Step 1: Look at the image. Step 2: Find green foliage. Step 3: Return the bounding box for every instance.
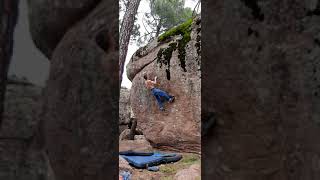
[160,165,177,174]
[151,0,192,30]
[158,18,193,42]
[179,154,200,165]
[138,0,193,46]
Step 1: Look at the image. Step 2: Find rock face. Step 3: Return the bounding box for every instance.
[203,0,320,179]
[119,137,153,153]
[27,0,101,58]
[0,77,50,180]
[0,0,19,125]
[174,164,201,180]
[119,156,133,173]
[41,1,119,180]
[119,87,131,134]
[126,16,201,153]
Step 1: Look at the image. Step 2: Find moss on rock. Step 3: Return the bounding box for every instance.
[158,18,193,72]
[156,43,177,80]
[158,18,193,42]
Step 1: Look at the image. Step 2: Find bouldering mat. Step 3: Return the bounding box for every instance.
[120,152,182,168]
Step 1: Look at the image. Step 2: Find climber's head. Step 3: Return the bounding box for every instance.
[143,73,148,80]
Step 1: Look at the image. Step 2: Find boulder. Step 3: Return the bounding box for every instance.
[119,129,131,141]
[126,16,201,153]
[0,78,49,179]
[42,1,119,180]
[119,156,133,173]
[119,87,131,134]
[27,0,101,58]
[119,139,153,153]
[174,164,201,180]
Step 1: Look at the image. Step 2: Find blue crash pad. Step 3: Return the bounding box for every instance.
[120,152,182,168]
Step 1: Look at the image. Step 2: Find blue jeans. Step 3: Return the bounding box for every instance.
[151,88,173,109]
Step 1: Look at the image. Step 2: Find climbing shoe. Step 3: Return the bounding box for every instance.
[160,107,165,111]
[169,96,175,103]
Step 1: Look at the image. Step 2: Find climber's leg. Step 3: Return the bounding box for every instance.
[152,88,164,110]
[154,95,164,111]
[158,89,174,102]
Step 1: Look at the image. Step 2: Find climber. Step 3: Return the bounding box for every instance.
[143,73,175,111]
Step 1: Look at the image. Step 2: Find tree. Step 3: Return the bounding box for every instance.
[119,0,141,86]
[137,0,192,46]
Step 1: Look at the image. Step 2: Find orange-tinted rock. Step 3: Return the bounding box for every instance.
[126,16,201,153]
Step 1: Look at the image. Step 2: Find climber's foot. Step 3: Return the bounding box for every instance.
[169,96,175,103]
[160,107,165,111]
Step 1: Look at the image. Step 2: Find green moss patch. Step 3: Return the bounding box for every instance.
[158,18,193,42]
[158,18,193,72]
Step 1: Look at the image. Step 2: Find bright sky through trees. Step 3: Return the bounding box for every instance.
[120,0,200,89]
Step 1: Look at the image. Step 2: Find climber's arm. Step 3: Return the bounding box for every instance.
[150,77,157,85]
[153,76,157,84]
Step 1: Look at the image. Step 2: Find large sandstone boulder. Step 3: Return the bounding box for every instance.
[119,138,153,153]
[0,77,49,179]
[119,87,131,134]
[126,16,201,153]
[42,1,118,180]
[27,0,101,58]
[203,0,320,179]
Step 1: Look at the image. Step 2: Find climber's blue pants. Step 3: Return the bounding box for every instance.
[151,88,173,109]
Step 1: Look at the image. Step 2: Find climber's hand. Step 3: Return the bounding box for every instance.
[154,76,158,84]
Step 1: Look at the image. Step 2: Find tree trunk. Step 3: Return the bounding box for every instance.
[119,0,141,86]
[0,0,19,126]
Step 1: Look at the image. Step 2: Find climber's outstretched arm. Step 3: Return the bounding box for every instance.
[153,76,157,84]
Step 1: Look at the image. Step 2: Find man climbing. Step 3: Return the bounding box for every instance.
[143,73,175,111]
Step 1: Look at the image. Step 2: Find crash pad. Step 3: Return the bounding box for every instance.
[120,152,182,168]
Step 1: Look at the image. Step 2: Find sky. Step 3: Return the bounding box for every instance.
[121,0,200,89]
[9,0,50,87]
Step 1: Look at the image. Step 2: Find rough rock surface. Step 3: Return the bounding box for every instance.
[0,77,50,180]
[0,0,19,125]
[42,1,119,180]
[119,87,131,134]
[174,164,201,180]
[119,156,133,173]
[27,0,101,58]
[126,16,201,153]
[119,138,153,153]
[119,129,131,140]
[203,0,320,179]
